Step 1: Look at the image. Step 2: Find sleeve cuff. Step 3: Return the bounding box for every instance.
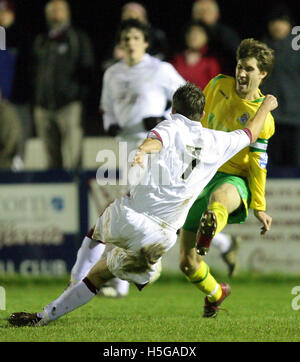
[243,128,253,143]
[147,130,163,145]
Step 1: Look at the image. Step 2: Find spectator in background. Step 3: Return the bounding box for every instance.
[0,0,31,167]
[101,19,184,153]
[261,8,300,167]
[121,2,168,60]
[0,0,30,106]
[0,0,16,102]
[0,90,22,169]
[32,0,95,169]
[102,2,169,71]
[170,21,221,89]
[0,0,16,101]
[191,0,240,75]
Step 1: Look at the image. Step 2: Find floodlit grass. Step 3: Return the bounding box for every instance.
[0,272,300,342]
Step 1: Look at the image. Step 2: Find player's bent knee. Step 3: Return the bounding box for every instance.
[123,243,165,274]
[87,258,114,289]
[210,184,241,212]
[106,243,166,286]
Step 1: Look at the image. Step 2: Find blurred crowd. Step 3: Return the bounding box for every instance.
[0,0,299,170]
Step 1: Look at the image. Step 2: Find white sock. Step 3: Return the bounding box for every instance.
[110,278,130,296]
[38,279,97,322]
[71,237,106,283]
[212,233,231,254]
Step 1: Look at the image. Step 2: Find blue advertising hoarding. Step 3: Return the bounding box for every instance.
[0,171,81,276]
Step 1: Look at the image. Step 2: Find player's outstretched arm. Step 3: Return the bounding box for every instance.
[245,95,278,143]
[247,95,277,235]
[132,138,163,167]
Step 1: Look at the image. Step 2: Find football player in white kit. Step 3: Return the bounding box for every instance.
[71,19,185,298]
[9,83,277,326]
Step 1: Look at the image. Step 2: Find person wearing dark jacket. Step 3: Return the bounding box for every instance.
[33,0,94,169]
[0,91,22,169]
[0,0,17,101]
[0,0,29,104]
[191,0,240,76]
[261,8,300,167]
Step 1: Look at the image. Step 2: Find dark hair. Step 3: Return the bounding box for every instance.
[117,18,150,42]
[184,20,210,38]
[0,0,15,12]
[172,82,205,122]
[236,38,275,79]
[178,20,210,53]
[267,4,293,24]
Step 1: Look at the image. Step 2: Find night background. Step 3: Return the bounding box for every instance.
[15,0,300,44]
[11,0,300,135]
[15,0,300,53]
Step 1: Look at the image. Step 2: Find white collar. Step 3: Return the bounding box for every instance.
[121,53,150,68]
[171,113,203,128]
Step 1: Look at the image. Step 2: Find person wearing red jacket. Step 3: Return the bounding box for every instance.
[170,21,221,90]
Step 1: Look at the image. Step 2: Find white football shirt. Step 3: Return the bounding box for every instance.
[126,113,251,230]
[100,54,185,142]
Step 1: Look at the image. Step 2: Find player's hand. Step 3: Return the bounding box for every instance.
[262,95,278,112]
[132,149,146,167]
[254,210,272,235]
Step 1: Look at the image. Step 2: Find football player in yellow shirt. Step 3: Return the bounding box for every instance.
[179,38,275,317]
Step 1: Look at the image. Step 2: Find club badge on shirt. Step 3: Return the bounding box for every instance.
[238,112,250,125]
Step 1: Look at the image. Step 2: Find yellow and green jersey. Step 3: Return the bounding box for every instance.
[202,74,275,211]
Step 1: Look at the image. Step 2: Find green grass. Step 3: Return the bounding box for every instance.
[1,273,300,342]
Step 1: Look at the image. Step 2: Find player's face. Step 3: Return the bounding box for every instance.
[120,28,149,66]
[235,57,267,97]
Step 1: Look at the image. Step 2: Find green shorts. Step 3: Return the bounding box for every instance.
[182,172,251,233]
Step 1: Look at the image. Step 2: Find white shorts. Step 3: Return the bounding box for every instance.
[92,197,177,285]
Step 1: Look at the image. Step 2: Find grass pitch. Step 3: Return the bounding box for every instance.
[0,272,300,342]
